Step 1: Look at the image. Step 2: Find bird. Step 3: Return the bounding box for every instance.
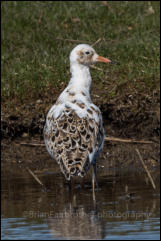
[44,44,113,193]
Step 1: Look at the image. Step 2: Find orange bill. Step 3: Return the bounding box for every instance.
[96,56,112,63]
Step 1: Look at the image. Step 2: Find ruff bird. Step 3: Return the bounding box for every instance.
[44,44,115,193]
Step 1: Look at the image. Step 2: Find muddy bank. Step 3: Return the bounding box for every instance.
[1,90,160,141]
[1,90,160,186]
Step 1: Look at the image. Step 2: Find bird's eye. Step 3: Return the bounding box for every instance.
[85,51,90,55]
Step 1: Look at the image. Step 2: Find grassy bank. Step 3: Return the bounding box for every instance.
[1,1,160,102]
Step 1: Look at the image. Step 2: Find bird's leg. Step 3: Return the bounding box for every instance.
[71,193,77,208]
[92,163,98,189]
[92,174,96,203]
[92,163,98,203]
[69,177,75,193]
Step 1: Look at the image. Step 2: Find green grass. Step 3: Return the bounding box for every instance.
[1,1,160,101]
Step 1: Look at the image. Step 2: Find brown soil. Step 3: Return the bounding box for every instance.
[1,86,160,186]
[2,86,160,141]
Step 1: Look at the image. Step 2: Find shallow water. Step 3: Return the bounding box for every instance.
[1,169,160,240]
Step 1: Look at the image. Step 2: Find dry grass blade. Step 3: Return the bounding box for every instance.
[20,137,154,147]
[105,137,154,144]
[90,65,104,71]
[26,167,44,187]
[91,38,102,47]
[20,142,45,146]
[136,148,156,190]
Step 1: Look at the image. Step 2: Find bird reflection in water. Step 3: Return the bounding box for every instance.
[48,192,104,240]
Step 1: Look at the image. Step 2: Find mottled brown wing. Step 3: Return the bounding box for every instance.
[44,108,104,180]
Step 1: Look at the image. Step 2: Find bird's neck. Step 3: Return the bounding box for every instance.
[68,63,92,93]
